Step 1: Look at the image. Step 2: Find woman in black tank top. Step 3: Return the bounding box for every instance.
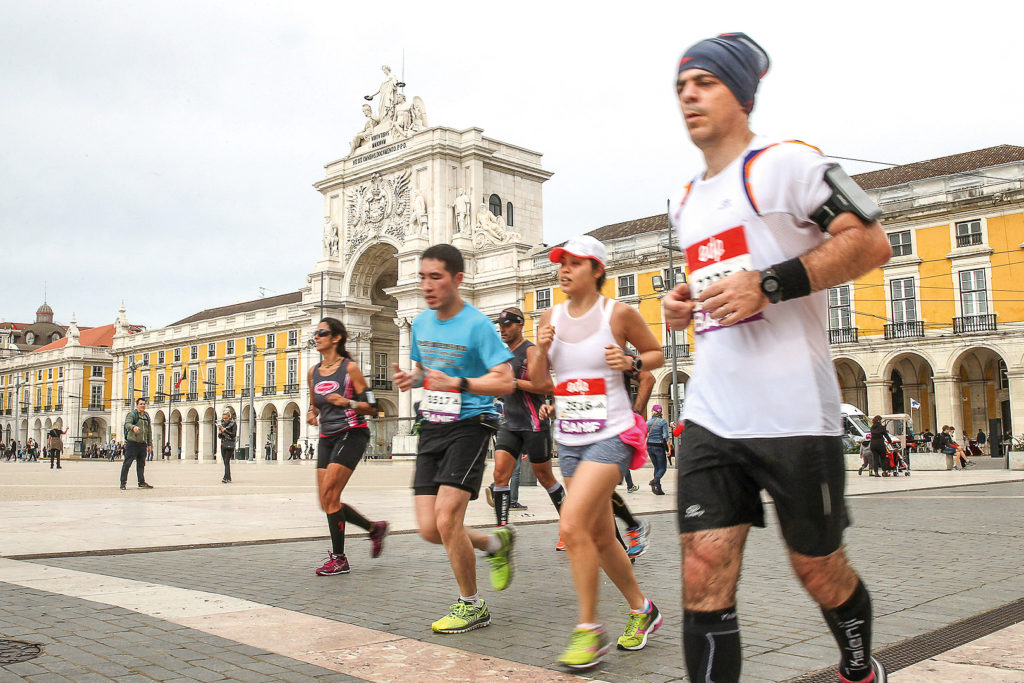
[307,317,389,576]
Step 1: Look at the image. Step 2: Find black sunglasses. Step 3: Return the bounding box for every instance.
[314,329,333,338]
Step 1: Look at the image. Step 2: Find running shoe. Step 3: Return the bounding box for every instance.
[431,600,491,633]
[138,483,154,489]
[368,521,388,558]
[487,526,515,590]
[315,552,350,576]
[627,485,640,493]
[558,625,609,669]
[555,537,566,551]
[625,520,650,559]
[839,656,887,683]
[509,502,528,510]
[617,601,663,650]
[485,484,495,508]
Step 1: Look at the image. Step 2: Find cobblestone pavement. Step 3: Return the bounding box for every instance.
[1,481,1021,682]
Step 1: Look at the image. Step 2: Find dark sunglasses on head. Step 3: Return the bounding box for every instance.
[497,312,524,325]
[314,329,333,338]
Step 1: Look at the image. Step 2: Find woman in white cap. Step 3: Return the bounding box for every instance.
[531,235,665,669]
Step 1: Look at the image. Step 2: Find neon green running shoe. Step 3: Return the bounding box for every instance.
[617,601,663,650]
[558,625,609,669]
[430,600,491,634]
[487,526,516,591]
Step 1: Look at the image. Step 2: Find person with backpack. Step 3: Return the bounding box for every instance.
[121,398,154,489]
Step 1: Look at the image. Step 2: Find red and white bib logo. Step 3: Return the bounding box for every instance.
[685,226,762,334]
[555,378,608,435]
[314,381,340,395]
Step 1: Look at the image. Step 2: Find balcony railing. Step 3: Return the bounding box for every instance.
[89,403,103,411]
[123,399,132,407]
[662,343,690,359]
[262,385,277,396]
[884,320,925,340]
[953,314,997,334]
[240,388,251,398]
[170,393,182,403]
[829,327,859,344]
[44,404,52,411]
[284,383,300,394]
[3,409,10,415]
[222,389,235,399]
[53,403,62,411]
[152,395,166,404]
[203,390,216,400]
[371,378,393,391]
[956,233,983,248]
[187,392,198,401]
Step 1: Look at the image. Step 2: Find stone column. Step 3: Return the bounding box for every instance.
[932,374,962,435]
[1006,370,1024,438]
[864,379,891,417]
[198,418,212,463]
[394,318,413,419]
[277,409,291,465]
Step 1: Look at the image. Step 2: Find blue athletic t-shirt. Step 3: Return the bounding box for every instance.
[411,303,513,420]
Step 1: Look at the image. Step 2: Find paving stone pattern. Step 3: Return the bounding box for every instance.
[7,482,1024,682]
[0,584,362,682]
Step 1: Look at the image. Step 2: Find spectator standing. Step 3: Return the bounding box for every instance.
[46,426,68,469]
[646,405,669,495]
[121,398,154,489]
[217,410,236,483]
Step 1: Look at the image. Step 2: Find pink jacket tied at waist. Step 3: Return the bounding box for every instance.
[619,412,649,470]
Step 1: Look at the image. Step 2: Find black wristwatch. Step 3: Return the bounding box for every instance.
[460,377,471,393]
[760,268,783,304]
[631,356,643,375]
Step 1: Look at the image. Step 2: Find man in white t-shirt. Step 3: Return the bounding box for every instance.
[663,33,892,683]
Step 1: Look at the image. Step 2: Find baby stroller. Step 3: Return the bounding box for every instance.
[889,442,911,476]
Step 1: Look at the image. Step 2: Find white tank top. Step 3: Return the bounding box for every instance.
[548,297,634,446]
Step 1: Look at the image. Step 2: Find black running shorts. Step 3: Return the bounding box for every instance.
[494,428,551,464]
[317,427,370,470]
[676,421,849,557]
[414,417,496,500]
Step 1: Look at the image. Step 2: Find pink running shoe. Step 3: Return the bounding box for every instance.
[368,521,389,558]
[315,553,350,576]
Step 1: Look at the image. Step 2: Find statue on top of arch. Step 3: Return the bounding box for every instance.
[349,65,428,157]
[473,200,520,249]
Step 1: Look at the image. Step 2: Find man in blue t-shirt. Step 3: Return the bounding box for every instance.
[393,244,516,635]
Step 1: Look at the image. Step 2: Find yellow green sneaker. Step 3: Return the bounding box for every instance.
[486,526,515,591]
[558,625,609,669]
[430,600,491,634]
[616,601,663,650]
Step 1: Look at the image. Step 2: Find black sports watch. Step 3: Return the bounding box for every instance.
[631,356,643,375]
[460,377,471,393]
[760,268,783,304]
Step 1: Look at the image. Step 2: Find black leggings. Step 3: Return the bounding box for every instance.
[49,449,61,468]
[221,445,234,481]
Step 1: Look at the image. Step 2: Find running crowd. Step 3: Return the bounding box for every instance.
[301,32,894,682]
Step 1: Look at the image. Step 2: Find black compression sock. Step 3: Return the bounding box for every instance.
[611,491,639,528]
[821,580,873,682]
[547,484,565,513]
[683,607,742,683]
[342,503,372,531]
[326,509,347,555]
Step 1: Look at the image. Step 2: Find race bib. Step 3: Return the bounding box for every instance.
[685,225,763,335]
[555,378,607,435]
[423,389,462,423]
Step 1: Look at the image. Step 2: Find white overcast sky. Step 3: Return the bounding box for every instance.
[3,0,1022,329]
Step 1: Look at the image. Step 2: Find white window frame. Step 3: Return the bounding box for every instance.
[208,343,216,358]
[288,330,298,347]
[890,277,918,323]
[225,365,235,391]
[174,348,181,362]
[375,352,388,380]
[90,385,103,410]
[226,339,235,356]
[888,230,913,257]
[286,358,298,386]
[617,274,636,298]
[265,360,275,387]
[954,219,985,248]
[535,288,552,310]
[958,268,989,317]
[190,345,199,360]
[189,369,198,395]
[91,366,104,378]
[828,285,854,331]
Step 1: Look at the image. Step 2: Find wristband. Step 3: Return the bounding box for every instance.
[772,256,812,301]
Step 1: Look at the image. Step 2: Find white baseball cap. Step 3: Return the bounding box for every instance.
[548,235,607,268]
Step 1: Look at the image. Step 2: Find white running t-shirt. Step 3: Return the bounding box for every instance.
[669,136,843,438]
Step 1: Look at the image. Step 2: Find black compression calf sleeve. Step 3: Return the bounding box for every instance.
[821,580,873,682]
[547,484,565,513]
[683,607,742,683]
[611,491,639,528]
[326,510,347,555]
[342,504,372,531]
[493,488,511,526]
